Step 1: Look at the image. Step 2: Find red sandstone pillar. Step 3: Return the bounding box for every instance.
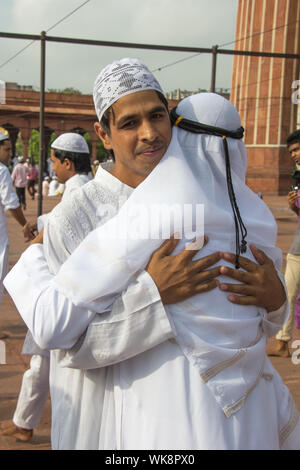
[231,0,300,194]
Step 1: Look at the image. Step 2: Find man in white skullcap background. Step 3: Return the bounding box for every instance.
[0,132,92,442]
[49,132,92,201]
[0,132,36,335]
[3,59,292,449]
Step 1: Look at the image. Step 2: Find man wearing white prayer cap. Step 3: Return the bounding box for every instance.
[0,131,35,323]
[0,133,92,442]
[50,132,92,201]
[3,59,295,450]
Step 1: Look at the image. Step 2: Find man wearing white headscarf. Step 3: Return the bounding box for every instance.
[4,59,297,450]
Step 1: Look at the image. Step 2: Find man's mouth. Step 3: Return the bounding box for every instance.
[137,144,164,157]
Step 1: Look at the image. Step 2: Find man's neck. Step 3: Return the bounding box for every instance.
[109,166,145,189]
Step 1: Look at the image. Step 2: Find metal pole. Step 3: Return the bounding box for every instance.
[210,45,218,93]
[1,31,299,59]
[38,31,46,217]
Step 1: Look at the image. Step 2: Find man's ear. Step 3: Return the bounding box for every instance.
[64,158,74,171]
[94,122,112,149]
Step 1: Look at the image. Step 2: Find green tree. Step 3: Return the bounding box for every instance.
[16,132,24,156]
[28,129,40,165]
[46,87,82,94]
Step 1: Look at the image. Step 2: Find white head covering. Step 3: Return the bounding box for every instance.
[51,133,89,154]
[18,156,24,163]
[55,92,280,302]
[93,58,164,122]
[0,131,8,143]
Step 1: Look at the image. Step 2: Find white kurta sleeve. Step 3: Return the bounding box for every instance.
[0,165,19,209]
[4,244,175,356]
[55,270,175,369]
[4,244,95,350]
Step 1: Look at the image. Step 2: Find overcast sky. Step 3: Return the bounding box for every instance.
[0,0,238,95]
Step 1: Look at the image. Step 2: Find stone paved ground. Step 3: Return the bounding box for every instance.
[0,192,299,450]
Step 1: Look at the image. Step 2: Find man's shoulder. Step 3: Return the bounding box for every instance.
[0,163,11,179]
[49,178,107,222]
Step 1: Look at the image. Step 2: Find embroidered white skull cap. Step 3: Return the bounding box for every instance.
[93,58,164,122]
[0,131,9,142]
[51,133,89,154]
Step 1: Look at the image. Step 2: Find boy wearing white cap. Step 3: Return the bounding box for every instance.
[4,59,296,450]
[50,133,92,200]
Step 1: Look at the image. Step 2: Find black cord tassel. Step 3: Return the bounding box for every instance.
[222,136,247,269]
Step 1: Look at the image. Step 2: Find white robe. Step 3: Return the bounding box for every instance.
[0,162,19,301]
[6,166,174,449]
[4,164,300,450]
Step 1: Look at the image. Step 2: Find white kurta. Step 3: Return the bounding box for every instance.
[6,166,174,449]
[61,173,92,201]
[4,165,300,450]
[0,162,19,301]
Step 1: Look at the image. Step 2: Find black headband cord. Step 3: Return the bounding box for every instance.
[171,107,247,269]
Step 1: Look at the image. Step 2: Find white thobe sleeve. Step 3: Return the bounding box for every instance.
[4,244,175,357]
[55,271,176,369]
[0,165,19,209]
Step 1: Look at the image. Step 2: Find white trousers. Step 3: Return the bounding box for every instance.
[13,354,50,430]
[276,253,300,342]
[0,244,9,303]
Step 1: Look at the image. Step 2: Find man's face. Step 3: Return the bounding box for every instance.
[94,90,172,188]
[50,149,73,183]
[288,142,300,165]
[0,140,12,166]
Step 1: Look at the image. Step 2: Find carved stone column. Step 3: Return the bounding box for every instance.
[231,0,300,194]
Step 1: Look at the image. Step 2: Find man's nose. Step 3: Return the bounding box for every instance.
[139,120,158,141]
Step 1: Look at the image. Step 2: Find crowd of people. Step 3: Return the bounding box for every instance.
[0,57,299,450]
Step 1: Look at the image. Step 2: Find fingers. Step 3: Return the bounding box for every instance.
[219,265,254,284]
[226,294,257,306]
[219,282,257,296]
[153,236,180,258]
[221,248,271,271]
[193,279,220,295]
[192,266,221,284]
[177,235,209,263]
[249,244,272,266]
[178,279,220,301]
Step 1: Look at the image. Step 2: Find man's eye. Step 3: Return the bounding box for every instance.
[122,121,136,128]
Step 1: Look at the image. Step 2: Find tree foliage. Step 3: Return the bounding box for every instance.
[46,87,82,94]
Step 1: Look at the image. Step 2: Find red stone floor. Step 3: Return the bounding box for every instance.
[0,192,299,450]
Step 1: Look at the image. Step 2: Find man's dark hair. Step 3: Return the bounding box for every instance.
[0,137,8,147]
[99,91,170,162]
[53,149,91,174]
[286,130,300,148]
